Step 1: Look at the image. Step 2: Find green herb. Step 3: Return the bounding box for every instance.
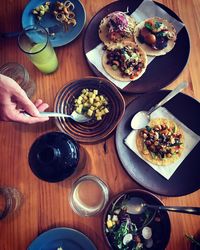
[170,142,182,147]
[155,21,162,29]
[146,125,151,132]
[145,23,152,30]
[156,31,165,37]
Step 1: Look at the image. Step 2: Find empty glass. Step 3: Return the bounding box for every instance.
[0,62,36,98]
[18,25,58,74]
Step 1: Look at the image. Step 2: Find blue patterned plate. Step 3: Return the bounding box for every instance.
[22,0,86,47]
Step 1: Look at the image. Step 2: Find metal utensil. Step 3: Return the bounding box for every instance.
[24,111,91,123]
[131,81,188,130]
[125,197,200,215]
[39,111,91,123]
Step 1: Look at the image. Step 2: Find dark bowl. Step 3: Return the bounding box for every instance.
[103,189,171,250]
[54,77,125,143]
[28,132,81,182]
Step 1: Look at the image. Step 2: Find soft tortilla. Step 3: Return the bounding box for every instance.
[134,17,177,56]
[99,12,136,46]
[102,41,148,82]
[136,118,184,166]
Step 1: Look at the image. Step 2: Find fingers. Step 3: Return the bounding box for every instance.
[19,99,50,124]
[15,114,49,124]
[34,99,49,112]
[13,91,40,117]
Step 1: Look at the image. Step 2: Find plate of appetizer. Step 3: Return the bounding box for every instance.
[27,227,97,250]
[22,0,86,47]
[83,0,190,93]
[103,189,171,250]
[115,91,200,196]
[54,77,125,143]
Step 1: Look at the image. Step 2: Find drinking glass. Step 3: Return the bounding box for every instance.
[69,175,109,216]
[18,25,58,74]
[0,62,36,98]
[0,187,23,220]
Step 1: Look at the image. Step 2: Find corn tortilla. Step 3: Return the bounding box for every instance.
[136,118,184,166]
[134,17,177,56]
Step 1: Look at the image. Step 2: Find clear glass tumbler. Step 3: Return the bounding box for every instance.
[69,175,109,216]
[18,25,58,74]
[0,62,36,98]
[0,187,23,220]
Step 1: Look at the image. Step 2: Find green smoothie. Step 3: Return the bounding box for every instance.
[29,43,58,73]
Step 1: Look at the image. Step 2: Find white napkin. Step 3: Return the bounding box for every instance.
[86,0,185,89]
[124,107,200,180]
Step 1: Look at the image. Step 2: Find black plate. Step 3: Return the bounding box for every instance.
[115,91,200,196]
[83,0,190,93]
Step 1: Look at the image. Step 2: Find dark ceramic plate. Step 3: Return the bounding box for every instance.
[54,77,125,143]
[28,227,97,250]
[22,0,86,47]
[83,0,190,93]
[103,189,171,250]
[115,91,200,196]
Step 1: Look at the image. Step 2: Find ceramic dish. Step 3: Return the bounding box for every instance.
[22,0,86,47]
[115,91,200,196]
[83,0,190,93]
[103,189,171,250]
[27,227,97,250]
[54,77,125,143]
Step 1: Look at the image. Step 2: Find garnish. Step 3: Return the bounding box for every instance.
[32,1,76,30]
[32,2,51,20]
[139,121,183,159]
[106,45,145,79]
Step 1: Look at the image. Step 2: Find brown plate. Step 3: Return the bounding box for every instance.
[103,189,171,250]
[54,77,125,143]
[115,91,200,196]
[83,0,190,93]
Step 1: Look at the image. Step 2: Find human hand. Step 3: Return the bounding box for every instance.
[0,74,49,124]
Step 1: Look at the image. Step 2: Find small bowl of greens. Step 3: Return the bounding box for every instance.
[103,189,171,250]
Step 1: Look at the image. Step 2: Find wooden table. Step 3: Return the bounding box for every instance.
[0,0,200,249]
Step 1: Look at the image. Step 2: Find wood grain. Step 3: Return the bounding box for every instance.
[0,0,200,250]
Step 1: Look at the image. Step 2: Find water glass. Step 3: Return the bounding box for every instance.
[69,175,109,216]
[18,25,58,74]
[0,62,36,98]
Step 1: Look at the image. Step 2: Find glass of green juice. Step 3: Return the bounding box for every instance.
[18,25,58,74]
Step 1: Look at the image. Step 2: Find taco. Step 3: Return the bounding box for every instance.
[134,17,177,56]
[99,11,136,46]
[136,118,184,166]
[102,41,147,81]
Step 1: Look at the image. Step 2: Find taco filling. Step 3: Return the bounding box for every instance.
[138,18,176,50]
[99,11,136,44]
[106,12,135,42]
[137,118,184,165]
[103,42,147,80]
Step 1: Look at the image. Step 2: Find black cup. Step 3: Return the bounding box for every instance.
[28,132,84,182]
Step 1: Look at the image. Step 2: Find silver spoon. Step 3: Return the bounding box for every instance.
[39,111,91,123]
[24,111,91,123]
[131,81,188,130]
[124,197,200,215]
